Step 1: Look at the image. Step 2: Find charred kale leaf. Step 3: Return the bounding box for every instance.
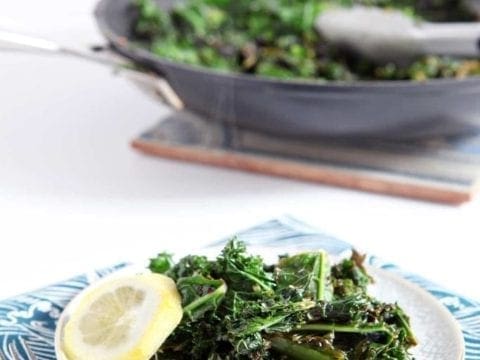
[148,239,417,359]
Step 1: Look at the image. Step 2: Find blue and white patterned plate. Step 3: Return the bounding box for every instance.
[1,216,479,359]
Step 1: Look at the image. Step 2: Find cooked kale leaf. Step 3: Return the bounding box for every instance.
[148,239,417,359]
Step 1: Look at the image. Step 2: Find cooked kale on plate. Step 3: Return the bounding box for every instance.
[133,0,480,81]
[149,240,417,359]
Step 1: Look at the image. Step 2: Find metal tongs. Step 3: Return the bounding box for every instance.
[315,1,480,65]
[0,30,184,110]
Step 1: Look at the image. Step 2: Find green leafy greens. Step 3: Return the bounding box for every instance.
[133,0,480,81]
[149,240,417,359]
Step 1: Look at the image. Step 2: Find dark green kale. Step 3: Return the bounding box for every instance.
[276,251,333,302]
[134,0,480,81]
[216,239,276,293]
[330,251,371,298]
[149,239,417,359]
[149,252,174,274]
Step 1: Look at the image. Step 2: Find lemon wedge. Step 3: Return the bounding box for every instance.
[62,273,182,360]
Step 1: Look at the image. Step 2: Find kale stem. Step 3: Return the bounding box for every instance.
[239,314,289,336]
[395,308,418,346]
[270,337,346,360]
[237,268,274,292]
[183,281,227,320]
[295,323,394,343]
[316,251,330,301]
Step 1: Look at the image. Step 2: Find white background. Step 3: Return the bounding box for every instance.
[0,0,479,300]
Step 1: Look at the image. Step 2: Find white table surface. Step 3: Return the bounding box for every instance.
[1,0,479,301]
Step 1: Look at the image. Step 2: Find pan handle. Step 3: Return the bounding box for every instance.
[0,30,184,110]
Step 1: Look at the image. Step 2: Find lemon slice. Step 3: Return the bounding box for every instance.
[62,273,182,360]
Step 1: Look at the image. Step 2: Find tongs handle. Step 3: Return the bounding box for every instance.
[0,30,184,110]
[419,23,480,58]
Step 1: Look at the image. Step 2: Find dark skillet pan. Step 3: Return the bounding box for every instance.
[94,0,480,139]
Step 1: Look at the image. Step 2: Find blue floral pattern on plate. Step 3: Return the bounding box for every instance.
[0,217,478,359]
